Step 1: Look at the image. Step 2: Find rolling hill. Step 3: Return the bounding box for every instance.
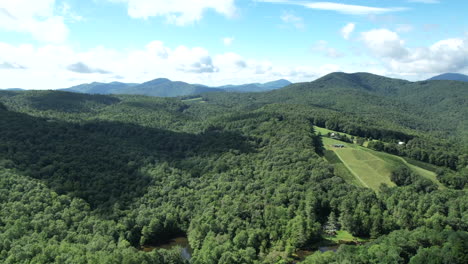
[1,88,25,91]
[117,78,223,97]
[0,75,466,263]
[219,79,291,92]
[428,73,468,82]
[203,72,468,138]
[62,81,138,94]
[60,78,292,97]
[61,78,220,97]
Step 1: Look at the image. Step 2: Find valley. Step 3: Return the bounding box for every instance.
[1,0,467,262]
[0,72,466,264]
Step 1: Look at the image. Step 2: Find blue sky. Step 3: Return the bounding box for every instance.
[0,0,467,89]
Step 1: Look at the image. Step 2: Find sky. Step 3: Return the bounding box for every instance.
[0,0,467,89]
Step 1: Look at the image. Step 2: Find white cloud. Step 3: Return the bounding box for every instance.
[280,12,304,29]
[399,38,468,73]
[171,46,218,73]
[125,41,220,74]
[214,52,247,72]
[0,62,26,69]
[303,2,406,15]
[67,62,111,74]
[361,29,408,59]
[111,0,236,25]
[0,40,337,89]
[259,1,407,15]
[145,41,170,59]
[223,37,234,46]
[59,2,84,22]
[0,0,69,43]
[360,28,468,75]
[2,33,466,89]
[28,16,69,43]
[341,23,355,40]
[312,40,344,58]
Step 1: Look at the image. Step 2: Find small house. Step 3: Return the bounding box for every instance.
[333,144,345,148]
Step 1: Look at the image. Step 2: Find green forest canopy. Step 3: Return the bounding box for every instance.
[0,73,467,263]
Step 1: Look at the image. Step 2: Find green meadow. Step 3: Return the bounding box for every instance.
[320,128,442,191]
[181,97,206,102]
[323,230,370,244]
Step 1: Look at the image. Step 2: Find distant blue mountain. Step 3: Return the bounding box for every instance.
[118,78,223,97]
[2,88,25,91]
[218,79,291,92]
[428,73,468,82]
[60,78,292,97]
[60,82,138,94]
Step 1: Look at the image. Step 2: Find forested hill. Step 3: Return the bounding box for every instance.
[63,81,138,94]
[0,75,467,263]
[203,72,468,139]
[60,78,291,96]
[62,78,222,97]
[219,79,292,92]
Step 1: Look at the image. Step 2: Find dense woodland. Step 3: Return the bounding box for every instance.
[0,72,467,263]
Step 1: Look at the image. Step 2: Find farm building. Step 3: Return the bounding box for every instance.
[333,144,345,148]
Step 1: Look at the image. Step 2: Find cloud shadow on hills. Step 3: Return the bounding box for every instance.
[0,108,255,213]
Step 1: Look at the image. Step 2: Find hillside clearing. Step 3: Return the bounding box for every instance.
[321,132,443,191]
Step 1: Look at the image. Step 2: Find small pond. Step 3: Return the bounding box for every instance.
[294,244,340,262]
[142,237,359,263]
[142,236,192,261]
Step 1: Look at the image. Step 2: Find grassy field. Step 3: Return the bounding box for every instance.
[320,128,443,191]
[315,126,352,137]
[323,150,366,188]
[323,230,369,244]
[181,97,206,103]
[368,149,444,189]
[315,126,370,147]
[323,137,395,191]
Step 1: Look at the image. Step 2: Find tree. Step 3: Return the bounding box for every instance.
[390,167,413,186]
[311,132,325,156]
[323,212,338,235]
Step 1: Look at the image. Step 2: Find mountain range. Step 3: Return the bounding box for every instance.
[61,78,292,97]
[3,72,466,139]
[2,88,25,91]
[218,79,291,92]
[5,73,467,97]
[0,70,466,264]
[201,72,468,139]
